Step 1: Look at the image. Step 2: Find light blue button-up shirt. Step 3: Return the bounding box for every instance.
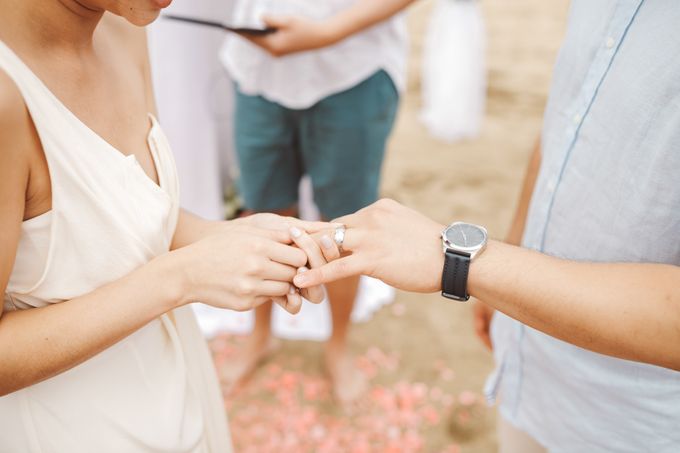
[488,1,680,451]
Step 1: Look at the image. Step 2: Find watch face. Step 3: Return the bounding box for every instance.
[445,223,487,249]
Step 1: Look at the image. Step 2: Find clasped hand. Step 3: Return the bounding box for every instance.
[172,213,341,315]
[172,200,446,316]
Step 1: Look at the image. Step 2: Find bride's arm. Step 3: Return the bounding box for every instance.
[0,75,177,396]
[0,74,308,397]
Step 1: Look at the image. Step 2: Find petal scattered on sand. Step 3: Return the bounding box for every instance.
[391,303,407,317]
[458,390,478,406]
[210,333,484,452]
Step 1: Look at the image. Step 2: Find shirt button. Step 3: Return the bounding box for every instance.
[606,37,616,49]
[573,113,582,124]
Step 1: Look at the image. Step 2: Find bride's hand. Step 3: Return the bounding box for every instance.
[287,225,342,304]
[166,225,308,314]
[232,212,329,235]
[233,213,334,306]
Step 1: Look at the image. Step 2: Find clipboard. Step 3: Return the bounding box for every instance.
[163,14,277,36]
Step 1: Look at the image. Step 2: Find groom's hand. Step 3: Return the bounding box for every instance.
[294,199,446,293]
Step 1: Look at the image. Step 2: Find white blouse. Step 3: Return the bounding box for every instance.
[220,0,408,109]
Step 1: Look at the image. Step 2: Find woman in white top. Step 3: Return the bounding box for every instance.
[0,1,330,451]
[220,0,415,404]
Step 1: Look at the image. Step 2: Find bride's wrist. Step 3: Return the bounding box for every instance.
[147,251,191,310]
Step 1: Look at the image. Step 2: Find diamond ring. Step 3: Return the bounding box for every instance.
[333,224,346,252]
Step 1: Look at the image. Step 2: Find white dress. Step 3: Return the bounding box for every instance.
[0,40,233,453]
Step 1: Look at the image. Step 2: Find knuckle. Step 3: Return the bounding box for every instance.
[307,287,325,304]
[273,230,289,243]
[279,283,293,297]
[288,299,302,314]
[335,260,349,274]
[324,249,340,262]
[235,303,250,312]
[327,260,348,278]
[250,239,264,254]
[232,298,251,312]
[375,198,398,213]
[368,208,382,222]
[294,249,308,266]
[375,198,390,209]
[237,280,255,296]
[246,257,263,275]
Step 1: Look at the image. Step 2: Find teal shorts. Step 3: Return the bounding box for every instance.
[234,70,399,220]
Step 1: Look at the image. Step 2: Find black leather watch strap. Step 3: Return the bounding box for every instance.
[441,249,471,301]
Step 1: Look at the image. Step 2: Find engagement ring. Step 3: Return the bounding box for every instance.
[333,224,346,252]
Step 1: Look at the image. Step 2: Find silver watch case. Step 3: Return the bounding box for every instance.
[441,222,488,259]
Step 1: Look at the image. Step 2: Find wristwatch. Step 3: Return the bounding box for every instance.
[440,222,488,301]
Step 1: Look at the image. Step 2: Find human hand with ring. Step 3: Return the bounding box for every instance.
[293,199,446,293]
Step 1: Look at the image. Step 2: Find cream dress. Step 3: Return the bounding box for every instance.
[0,40,233,453]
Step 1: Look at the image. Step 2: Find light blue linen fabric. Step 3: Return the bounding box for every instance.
[487,1,680,451]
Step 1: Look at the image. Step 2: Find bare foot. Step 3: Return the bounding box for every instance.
[221,335,280,395]
[324,344,368,406]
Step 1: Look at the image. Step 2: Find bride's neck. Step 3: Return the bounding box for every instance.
[0,0,104,54]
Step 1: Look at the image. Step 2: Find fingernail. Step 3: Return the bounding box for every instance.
[290,226,302,238]
[320,235,333,249]
[294,274,308,286]
[289,284,296,295]
[298,267,308,274]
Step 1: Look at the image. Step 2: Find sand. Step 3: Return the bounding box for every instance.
[218,1,570,451]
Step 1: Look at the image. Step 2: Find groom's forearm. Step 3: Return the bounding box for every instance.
[468,240,680,371]
[294,198,680,370]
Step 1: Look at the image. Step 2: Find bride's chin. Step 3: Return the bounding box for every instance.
[124,9,162,26]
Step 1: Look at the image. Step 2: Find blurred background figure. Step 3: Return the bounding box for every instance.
[219,0,416,404]
[420,0,486,142]
[148,0,400,401]
[148,0,236,221]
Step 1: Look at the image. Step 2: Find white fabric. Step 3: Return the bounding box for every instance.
[0,40,232,453]
[420,0,486,142]
[220,0,409,109]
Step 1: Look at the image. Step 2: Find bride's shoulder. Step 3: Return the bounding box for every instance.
[0,69,29,139]
[0,69,33,189]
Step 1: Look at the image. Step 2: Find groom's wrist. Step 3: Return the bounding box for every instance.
[467,239,500,299]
